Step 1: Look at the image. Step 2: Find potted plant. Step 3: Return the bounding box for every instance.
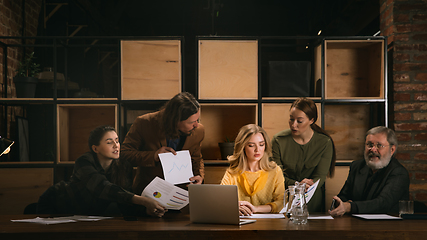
[218,136,235,160]
[13,52,40,98]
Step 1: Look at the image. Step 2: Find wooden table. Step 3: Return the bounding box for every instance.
[1,212,426,240]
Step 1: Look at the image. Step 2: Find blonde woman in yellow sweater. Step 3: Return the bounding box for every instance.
[220,124,285,216]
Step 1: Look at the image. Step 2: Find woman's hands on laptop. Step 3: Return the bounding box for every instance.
[239,201,256,216]
[239,201,273,215]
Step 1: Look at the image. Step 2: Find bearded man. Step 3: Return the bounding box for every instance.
[329,126,409,216]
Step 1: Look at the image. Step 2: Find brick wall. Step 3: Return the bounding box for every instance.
[380,0,427,203]
[0,0,42,138]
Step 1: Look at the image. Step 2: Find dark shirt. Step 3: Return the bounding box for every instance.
[37,152,135,215]
[167,135,187,151]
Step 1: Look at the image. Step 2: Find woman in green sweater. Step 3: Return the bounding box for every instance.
[271,98,336,213]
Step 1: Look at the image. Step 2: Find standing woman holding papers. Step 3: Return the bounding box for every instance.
[221,124,285,215]
[36,125,167,217]
[271,97,336,213]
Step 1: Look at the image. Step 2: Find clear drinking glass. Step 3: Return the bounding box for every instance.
[399,200,414,217]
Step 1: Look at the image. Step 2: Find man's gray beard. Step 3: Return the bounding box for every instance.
[365,151,392,170]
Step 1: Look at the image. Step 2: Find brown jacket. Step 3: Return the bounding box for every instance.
[121,110,205,194]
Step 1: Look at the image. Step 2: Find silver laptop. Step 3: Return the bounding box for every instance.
[188,184,256,225]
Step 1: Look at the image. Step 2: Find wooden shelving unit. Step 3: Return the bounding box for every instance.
[0,35,387,213]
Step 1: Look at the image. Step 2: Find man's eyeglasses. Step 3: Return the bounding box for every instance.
[365,142,389,150]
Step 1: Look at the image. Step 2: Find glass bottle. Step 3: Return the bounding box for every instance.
[284,185,295,220]
[291,183,309,224]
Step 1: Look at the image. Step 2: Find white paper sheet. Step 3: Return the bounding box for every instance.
[304,179,319,203]
[11,216,113,225]
[159,150,194,185]
[240,214,286,219]
[352,214,402,220]
[141,176,189,210]
[307,215,334,219]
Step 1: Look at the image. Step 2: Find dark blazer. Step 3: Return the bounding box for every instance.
[121,110,205,195]
[338,157,409,214]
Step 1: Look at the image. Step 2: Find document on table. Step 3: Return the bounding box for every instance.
[159,150,194,185]
[141,176,189,210]
[11,216,113,225]
[308,215,334,220]
[240,214,286,219]
[352,214,402,220]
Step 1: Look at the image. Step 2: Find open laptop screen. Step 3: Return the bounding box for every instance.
[188,184,256,225]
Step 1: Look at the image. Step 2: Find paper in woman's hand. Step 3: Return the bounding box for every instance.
[304,179,320,203]
[141,177,189,210]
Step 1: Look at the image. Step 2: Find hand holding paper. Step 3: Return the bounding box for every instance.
[141,177,189,210]
[304,179,319,203]
[159,150,194,185]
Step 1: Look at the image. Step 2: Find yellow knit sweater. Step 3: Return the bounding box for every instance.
[220,166,285,213]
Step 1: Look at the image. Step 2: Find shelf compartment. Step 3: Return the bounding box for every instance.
[262,102,321,140]
[324,104,371,161]
[324,40,384,99]
[198,40,258,100]
[0,168,53,214]
[200,104,257,160]
[121,40,181,100]
[0,104,55,163]
[204,165,229,184]
[57,104,117,162]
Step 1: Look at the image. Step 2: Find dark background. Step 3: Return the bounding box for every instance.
[34,0,380,98]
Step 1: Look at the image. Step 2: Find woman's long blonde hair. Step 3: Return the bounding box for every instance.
[227,124,277,174]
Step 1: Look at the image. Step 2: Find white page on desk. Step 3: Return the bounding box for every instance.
[11,216,114,224]
[352,214,401,220]
[141,176,189,210]
[308,215,334,219]
[159,150,194,185]
[11,217,76,225]
[240,214,286,219]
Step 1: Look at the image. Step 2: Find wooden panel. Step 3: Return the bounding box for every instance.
[199,40,258,99]
[325,164,350,211]
[58,104,117,162]
[314,44,322,97]
[204,165,229,184]
[325,40,384,99]
[121,40,181,100]
[0,168,53,214]
[200,104,257,160]
[324,104,370,161]
[262,103,322,140]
